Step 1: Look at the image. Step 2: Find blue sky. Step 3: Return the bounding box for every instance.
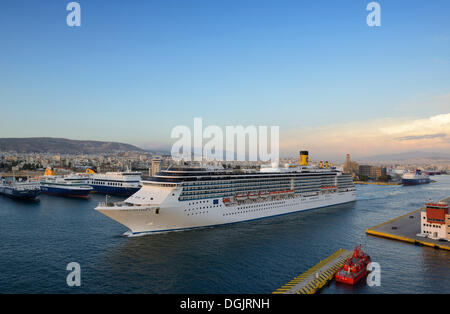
[1,0,449,158]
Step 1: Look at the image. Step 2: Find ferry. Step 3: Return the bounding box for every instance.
[95,151,356,235]
[40,169,93,198]
[0,179,40,201]
[401,170,430,186]
[86,169,142,196]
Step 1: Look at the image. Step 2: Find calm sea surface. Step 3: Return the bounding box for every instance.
[0,176,449,293]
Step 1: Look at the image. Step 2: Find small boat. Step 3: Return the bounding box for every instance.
[235,193,248,201]
[270,190,294,195]
[321,185,337,190]
[259,191,270,198]
[335,245,371,285]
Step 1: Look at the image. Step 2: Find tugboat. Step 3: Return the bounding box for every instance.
[335,245,371,285]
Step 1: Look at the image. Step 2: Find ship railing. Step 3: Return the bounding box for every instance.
[98,201,149,208]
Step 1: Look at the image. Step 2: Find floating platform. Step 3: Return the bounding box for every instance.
[366,198,450,251]
[273,249,353,294]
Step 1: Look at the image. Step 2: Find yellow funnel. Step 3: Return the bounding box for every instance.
[299,151,309,166]
[44,168,55,176]
[85,169,96,174]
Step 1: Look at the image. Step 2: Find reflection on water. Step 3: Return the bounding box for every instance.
[0,176,449,293]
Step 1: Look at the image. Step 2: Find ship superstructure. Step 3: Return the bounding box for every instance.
[40,169,93,198]
[87,171,142,196]
[95,151,356,235]
[0,179,40,201]
[401,170,430,186]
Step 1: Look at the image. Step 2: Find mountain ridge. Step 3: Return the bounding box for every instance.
[0,137,146,154]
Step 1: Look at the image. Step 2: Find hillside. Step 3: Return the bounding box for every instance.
[0,137,145,154]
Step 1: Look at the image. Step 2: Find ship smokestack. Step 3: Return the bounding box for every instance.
[319,161,323,168]
[299,151,309,166]
[325,161,329,168]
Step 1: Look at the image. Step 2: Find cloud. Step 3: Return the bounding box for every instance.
[396,133,447,141]
[280,113,450,159]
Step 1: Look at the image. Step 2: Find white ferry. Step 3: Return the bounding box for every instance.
[40,169,93,198]
[401,170,431,186]
[87,170,142,196]
[95,151,356,235]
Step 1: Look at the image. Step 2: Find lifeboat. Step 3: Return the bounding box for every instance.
[222,198,231,204]
[270,189,294,195]
[259,191,270,198]
[235,193,248,201]
[335,245,371,285]
[248,193,259,199]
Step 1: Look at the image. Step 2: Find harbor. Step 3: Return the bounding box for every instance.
[366,197,450,251]
[0,170,449,293]
[273,249,352,294]
[354,181,401,186]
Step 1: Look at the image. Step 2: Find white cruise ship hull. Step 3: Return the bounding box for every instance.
[96,190,356,235]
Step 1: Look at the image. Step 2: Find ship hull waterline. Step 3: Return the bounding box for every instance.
[96,191,356,235]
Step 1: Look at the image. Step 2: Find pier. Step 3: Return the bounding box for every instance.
[354,181,401,186]
[273,249,352,294]
[366,197,450,251]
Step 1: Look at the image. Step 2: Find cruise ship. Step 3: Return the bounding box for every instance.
[87,170,142,196]
[402,170,431,186]
[95,151,356,235]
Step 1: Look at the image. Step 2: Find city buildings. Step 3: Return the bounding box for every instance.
[358,165,387,180]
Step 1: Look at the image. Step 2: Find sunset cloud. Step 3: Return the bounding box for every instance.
[396,133,447,141]
[280,113,450,160]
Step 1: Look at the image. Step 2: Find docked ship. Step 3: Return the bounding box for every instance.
[86,169,142,196]
[401,170,430,186]
[40,169,93,198]
[335,245,371,285]
[0,179,41,201]
[95,151,356,235]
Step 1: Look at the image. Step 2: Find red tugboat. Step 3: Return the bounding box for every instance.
[335,245,371,285]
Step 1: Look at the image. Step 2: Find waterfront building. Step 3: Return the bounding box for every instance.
[344,154,351,174]
[420,201,450,240]
[358,165,387,180]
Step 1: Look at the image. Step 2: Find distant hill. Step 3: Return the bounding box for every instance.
[0,137,145,154]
